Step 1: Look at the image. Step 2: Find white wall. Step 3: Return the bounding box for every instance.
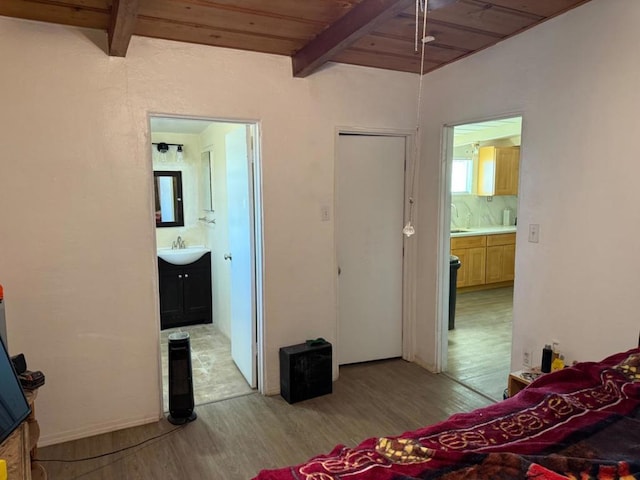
[199,122,242,339]
[415,0,640,371]
[0,16,417,444]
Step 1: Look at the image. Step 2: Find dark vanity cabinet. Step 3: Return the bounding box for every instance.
[159,253,212,330]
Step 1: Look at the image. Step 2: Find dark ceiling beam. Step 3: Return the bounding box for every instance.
[292,0,461,77]
[108,0,140,57]
[292,0,415,78]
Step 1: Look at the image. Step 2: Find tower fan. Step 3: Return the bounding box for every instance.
[167,332,197,425]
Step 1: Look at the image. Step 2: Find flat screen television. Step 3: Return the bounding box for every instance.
[0,337,30,444]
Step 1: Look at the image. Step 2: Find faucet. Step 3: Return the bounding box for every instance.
[172,236,186,249]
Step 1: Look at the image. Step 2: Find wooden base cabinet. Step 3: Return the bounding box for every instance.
[486,233,516,284]
[451,235,486,288]
[0,389,45,480]
[159,253,212,330]
[451,233,516,289]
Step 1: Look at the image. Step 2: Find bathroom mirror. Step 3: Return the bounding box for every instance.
[200,151,214,211]
[154,171,184,227]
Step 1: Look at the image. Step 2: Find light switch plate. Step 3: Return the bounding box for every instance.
[528,224,540,243]
[320,205,330,221]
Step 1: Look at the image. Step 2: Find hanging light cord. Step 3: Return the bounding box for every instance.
[404,0,430,237]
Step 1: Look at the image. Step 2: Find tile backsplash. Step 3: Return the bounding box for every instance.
[451,194,518,229]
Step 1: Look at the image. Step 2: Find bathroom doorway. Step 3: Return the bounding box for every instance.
[149,115,263,409]
[441,116,522,401]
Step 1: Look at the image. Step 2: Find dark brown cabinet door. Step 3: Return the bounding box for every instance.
[159,253,212,330]
[159,270,184,329]
[182,268,212,320]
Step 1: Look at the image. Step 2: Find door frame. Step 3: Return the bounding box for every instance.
[147,113,266,407]
[436,112,524,373]
[334,126,418,377]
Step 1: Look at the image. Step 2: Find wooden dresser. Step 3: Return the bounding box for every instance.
[0,389,46,479]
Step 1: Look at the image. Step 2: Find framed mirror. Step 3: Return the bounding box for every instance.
[154,171,184,227]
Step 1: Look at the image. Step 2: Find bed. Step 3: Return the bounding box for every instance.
[254,348,640,480]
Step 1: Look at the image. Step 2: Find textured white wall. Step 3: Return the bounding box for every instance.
[0,16,417,444]
[415,0,640,371]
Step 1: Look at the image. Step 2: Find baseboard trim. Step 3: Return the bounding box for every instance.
[39,413,162,447]
[412,355,437,373]
[457,281,513,293]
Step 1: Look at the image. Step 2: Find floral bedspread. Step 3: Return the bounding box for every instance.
[254,349,640,480]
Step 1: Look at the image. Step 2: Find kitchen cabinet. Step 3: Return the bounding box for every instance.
[451,235,486,287]
[486,233,516,283]
[159,252,212,330]
[451,233,516,289]
[477,146,520,196]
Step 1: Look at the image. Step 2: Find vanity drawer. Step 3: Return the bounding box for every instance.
[451,235,486,249]
[487,233,516,246]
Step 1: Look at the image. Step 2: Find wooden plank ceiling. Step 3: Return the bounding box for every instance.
[0,0,592,77]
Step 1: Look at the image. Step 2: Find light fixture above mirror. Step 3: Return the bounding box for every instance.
[153,142,184,162]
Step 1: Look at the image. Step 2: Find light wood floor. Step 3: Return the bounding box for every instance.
[446,286,513,401]
[39,359,492,480]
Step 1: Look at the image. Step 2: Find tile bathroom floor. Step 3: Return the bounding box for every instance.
[160,323,254,410]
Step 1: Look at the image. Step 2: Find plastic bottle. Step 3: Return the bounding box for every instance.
[0,284,5,349]
[0,459,7,480]
[551,354,565,372]
[502,208,511,226]
[541,344,553,373]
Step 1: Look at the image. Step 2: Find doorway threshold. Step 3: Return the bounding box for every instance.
[442,373,500,403]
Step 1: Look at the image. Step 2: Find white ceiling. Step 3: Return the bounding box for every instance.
[453,117,522,146]
[149,117,214,134]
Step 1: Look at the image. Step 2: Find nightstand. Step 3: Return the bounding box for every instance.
[507,369,541,397]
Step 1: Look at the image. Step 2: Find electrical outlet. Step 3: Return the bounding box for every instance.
[522,350,531,367]
[320,205,330,221]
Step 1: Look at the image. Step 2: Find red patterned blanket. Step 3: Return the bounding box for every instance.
[254,349,640,480]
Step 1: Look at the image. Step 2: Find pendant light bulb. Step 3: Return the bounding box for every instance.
[176,145,184,162]
[402,222,415,237]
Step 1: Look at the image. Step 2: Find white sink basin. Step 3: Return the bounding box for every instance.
[157,246,210,265]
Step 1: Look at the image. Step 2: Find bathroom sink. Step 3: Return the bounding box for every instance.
[450,228,471,233]
[157,246,210,265]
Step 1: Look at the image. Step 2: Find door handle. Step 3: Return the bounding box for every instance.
[224,253,232,261]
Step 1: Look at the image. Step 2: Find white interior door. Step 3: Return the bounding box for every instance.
[225,125,257,387]
[337,134,405,365]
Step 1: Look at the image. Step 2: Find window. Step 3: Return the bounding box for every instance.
[451,158,473,194]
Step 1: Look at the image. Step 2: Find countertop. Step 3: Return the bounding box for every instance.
[450,225,517,237]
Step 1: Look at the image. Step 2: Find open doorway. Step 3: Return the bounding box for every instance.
[149,115,263,410]
[443,116,522,401]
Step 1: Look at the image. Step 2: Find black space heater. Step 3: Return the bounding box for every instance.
[279,340,332,404]
[167,332,197,425]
